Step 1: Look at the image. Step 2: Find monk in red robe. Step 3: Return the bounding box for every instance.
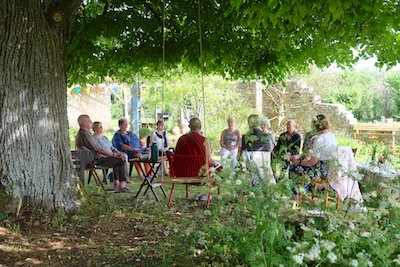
[175,118,216,167]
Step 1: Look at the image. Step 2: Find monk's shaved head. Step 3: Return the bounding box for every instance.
[189,117,202,131]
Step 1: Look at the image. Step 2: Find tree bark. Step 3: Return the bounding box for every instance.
[0,0,81,211]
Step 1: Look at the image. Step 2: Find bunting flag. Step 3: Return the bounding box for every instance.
[66,84,128,94]
[67,87,74,95]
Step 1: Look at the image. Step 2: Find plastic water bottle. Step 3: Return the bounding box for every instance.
[151,143,159,161]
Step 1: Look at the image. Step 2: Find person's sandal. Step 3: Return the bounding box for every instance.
[119,187,133,193]
[198,194,210,201]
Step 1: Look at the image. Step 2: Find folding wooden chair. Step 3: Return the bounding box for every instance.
[163,153,220,208]
[71,150,106,192]
[88,168,109,184]
[298,176,339,209]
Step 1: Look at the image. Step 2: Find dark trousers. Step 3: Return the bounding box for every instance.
[95,157,128,182]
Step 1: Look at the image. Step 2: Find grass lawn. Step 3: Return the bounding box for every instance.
[1,166,399,266]
[0,172,230,266]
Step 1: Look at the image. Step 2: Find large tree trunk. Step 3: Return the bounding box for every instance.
[0,0,81,211]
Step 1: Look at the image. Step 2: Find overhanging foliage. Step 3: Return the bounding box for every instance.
[67,0,400,84]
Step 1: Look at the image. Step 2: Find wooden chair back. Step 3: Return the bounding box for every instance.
[170,154,206,177]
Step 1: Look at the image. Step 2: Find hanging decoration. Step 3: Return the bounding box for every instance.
[85,87,91,94]
[113,86,119,94]
[95,87,100,94]
[75,86,80,94]
[67,87,73,95]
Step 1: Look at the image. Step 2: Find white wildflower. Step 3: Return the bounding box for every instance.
[305,244,321,261]
[312,229,323,237]
[235,179,242,185]
[320,240,336,251]
[350,259,359,267]
[361,231,371,237]
[300,224,310,232]
[327,252,337,263]
[293,254,304,265]
[343,230,352,239]
[373,211,382,220]
[393,254,400,265]
[286,229,293,239]
[367,260,373,267]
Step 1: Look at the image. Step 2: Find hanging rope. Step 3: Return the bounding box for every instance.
[197,0,206,138]
[160,0,166,182]
[197,0,212,185]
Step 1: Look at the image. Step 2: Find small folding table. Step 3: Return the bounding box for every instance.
[130,157,167,201]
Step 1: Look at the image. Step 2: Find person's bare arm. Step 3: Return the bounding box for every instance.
[235,130,241,150]
[121,144,139,152]
[205,139,216,166]
[96,147,125,159]
[220,130,225,149]
[293,155,318,167]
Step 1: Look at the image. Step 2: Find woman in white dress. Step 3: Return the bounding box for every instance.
[290,115,365,210]
[290,115,337,197]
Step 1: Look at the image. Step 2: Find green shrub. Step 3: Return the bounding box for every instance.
[186,167,400,266]
[139,127,151,138]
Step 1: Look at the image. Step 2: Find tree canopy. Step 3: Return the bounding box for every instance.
[68,0,400,84]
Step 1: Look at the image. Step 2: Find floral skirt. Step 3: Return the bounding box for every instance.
[289,160,329,195]
[289,160,329,178]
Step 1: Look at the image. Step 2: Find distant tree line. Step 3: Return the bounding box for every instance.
[298,69,400,122]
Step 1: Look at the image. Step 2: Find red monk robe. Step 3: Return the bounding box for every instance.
[175,132,206,156]
[174,132,215,176]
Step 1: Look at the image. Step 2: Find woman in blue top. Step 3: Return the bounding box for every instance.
[112,118,151,179]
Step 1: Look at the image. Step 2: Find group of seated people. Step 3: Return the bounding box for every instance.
[219,115,300,175]
[76,112,364,206]
[219,113,364,205]
[76,115,170,192]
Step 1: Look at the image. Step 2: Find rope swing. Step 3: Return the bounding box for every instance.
[197,0,212,184]
[160,0,166,182]
[159,0,211,184]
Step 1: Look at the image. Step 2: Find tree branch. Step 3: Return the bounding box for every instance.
[142,0,162,25]
[264,90,280,107]
[102,0,109,16]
